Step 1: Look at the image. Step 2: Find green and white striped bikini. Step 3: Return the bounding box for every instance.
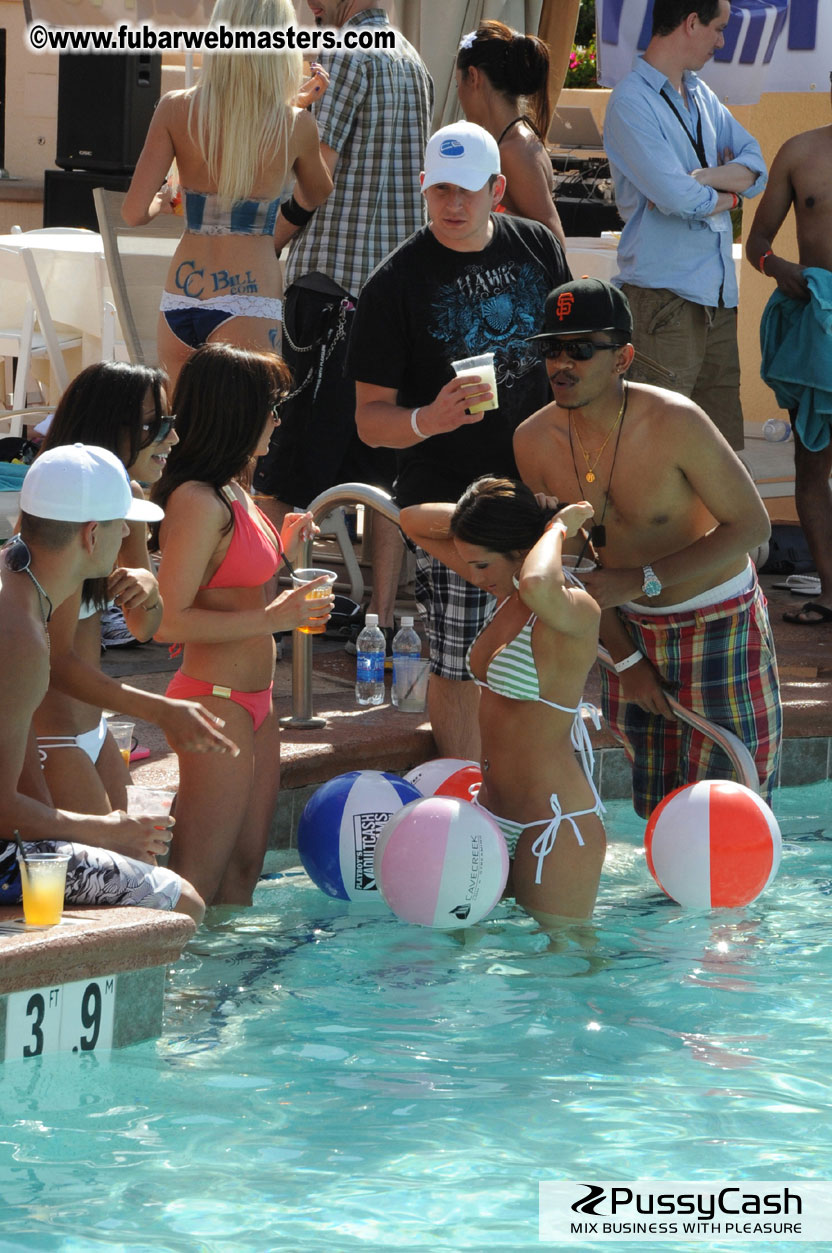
[467,603,605,883]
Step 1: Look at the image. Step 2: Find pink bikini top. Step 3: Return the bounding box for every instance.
[201,490,284,590]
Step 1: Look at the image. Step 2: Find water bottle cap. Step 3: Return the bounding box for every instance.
[401,616,414,627]
[365,613,379,627]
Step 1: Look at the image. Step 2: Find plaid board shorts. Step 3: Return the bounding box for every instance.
[413,546,496,680]
[601,577,782,819]
[0,840,182,911]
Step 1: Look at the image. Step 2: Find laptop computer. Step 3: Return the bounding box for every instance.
[548,106,605,151]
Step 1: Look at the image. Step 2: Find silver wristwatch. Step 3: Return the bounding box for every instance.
[642,564,662,598]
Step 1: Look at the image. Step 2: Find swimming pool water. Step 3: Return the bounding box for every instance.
[2,782,831,1253]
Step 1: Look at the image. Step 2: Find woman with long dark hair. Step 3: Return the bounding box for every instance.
[401,477,606,922]
[456,20,566,248]
[152,343,333,905]
[33,361,232,830]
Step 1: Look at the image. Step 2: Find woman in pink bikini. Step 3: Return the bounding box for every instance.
[152,343,334,905]
[401,477,606,923]
[124,0,332,389]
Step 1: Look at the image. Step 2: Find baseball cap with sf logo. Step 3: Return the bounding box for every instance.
[526,278,634,342]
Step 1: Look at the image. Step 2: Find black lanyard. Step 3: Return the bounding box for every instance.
[660,86,707,168]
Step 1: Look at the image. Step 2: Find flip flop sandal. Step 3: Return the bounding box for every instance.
[772,574,821,595]
[782,601,832,626]
[129,736,151,762]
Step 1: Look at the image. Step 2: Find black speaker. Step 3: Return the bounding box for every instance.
[43,168,132,230]
[55,53,161,174]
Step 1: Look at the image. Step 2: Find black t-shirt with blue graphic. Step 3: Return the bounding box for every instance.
[346,213,570,507]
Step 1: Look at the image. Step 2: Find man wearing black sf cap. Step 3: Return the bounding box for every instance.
[515,277,782,818]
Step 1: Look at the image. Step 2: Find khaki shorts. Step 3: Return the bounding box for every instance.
[621,284,744,450]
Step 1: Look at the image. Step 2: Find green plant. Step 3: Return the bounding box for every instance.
[565,36,598,89]
[575,0,596,46]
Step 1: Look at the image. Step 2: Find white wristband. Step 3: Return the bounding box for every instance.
[545,519,567,538]
[410,407,428,440]
[613,649,643,675]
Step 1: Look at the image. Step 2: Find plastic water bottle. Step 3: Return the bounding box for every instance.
[390,616,421,708]
[355,613,385,706]
[763,418,791,442]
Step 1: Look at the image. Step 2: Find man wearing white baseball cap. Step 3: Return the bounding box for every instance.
[0,444,205,923]
[348,120,570,757]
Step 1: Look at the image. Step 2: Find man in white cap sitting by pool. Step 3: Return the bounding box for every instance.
[0,444,204,922]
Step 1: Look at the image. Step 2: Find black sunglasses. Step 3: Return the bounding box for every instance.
[141,415,176,444]
[2,534,33,574]
[540,340,621,361]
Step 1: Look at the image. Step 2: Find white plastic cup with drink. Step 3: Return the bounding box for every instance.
[107,720,135,766]
[451,352,498,414]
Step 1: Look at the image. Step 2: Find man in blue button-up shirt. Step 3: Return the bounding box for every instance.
[604,0,767,451]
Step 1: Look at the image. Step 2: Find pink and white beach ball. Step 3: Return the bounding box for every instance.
[644,780,782,908]
[297,770,421,900]
[404,758,482,801]
[374,796,509,929]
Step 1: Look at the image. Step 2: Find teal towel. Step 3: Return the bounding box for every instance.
[760,267,832,451]
[0,462,28,492]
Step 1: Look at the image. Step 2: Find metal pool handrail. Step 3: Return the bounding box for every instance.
[596,647,760,793]
[285,483,400,728]
[285,485,764,791]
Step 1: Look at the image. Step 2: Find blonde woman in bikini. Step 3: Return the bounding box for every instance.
[401,478,606,923]
[124,0,332,388]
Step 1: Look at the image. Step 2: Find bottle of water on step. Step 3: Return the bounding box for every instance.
[763,418,791,442]
[355,613,385,706]
[390,616,421,708]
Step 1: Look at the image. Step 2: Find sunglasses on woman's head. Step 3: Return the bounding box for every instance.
[141,415,176,443]
[540,339,621,361]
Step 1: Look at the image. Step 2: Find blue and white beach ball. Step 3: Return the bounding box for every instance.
[297,770,421,900]
[375,796,509,929]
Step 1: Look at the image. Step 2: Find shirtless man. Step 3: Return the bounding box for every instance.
[746,96,832,626]
[514,278,781,818]
[0,445,204,922]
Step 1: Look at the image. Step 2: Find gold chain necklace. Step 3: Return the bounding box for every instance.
[570,384,627,483]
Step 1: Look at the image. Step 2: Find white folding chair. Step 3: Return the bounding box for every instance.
[94,188,183,367]
[0,246,82,425]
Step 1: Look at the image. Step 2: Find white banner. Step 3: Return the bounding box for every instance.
[597,1,832,104]
[540,1180,832,1244]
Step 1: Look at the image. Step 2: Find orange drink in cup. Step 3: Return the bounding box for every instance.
[108,720,135,766]
[17,852,70,927]
[292,569,336,635]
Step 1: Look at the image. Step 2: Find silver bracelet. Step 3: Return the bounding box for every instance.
[613,649,643,674]
[410,407,428,440]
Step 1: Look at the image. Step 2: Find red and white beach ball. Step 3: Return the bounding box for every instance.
[644,780,782,908]
[297,770,421,900]
[374,796,509,929]
[404,758,482,802]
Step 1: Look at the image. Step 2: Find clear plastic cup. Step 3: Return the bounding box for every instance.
[451,352,498,414]
[562,554,597,577]
[292,568,336,635]
[17,852,70,927]
[125,786,175,826]
[393,657,430,713]
[107,720,135,766]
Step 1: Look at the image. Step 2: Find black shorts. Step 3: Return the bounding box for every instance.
[253,285,396,507]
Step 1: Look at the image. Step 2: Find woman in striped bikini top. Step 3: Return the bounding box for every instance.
[400,476,607,926]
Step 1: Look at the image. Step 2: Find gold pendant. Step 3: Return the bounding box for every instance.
[585,471,596,483]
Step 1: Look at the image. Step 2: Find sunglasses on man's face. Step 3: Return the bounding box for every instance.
[141,415,176,444]
[540,339,621,361]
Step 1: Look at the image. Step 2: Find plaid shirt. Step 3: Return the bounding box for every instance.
[285,8,434,298]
